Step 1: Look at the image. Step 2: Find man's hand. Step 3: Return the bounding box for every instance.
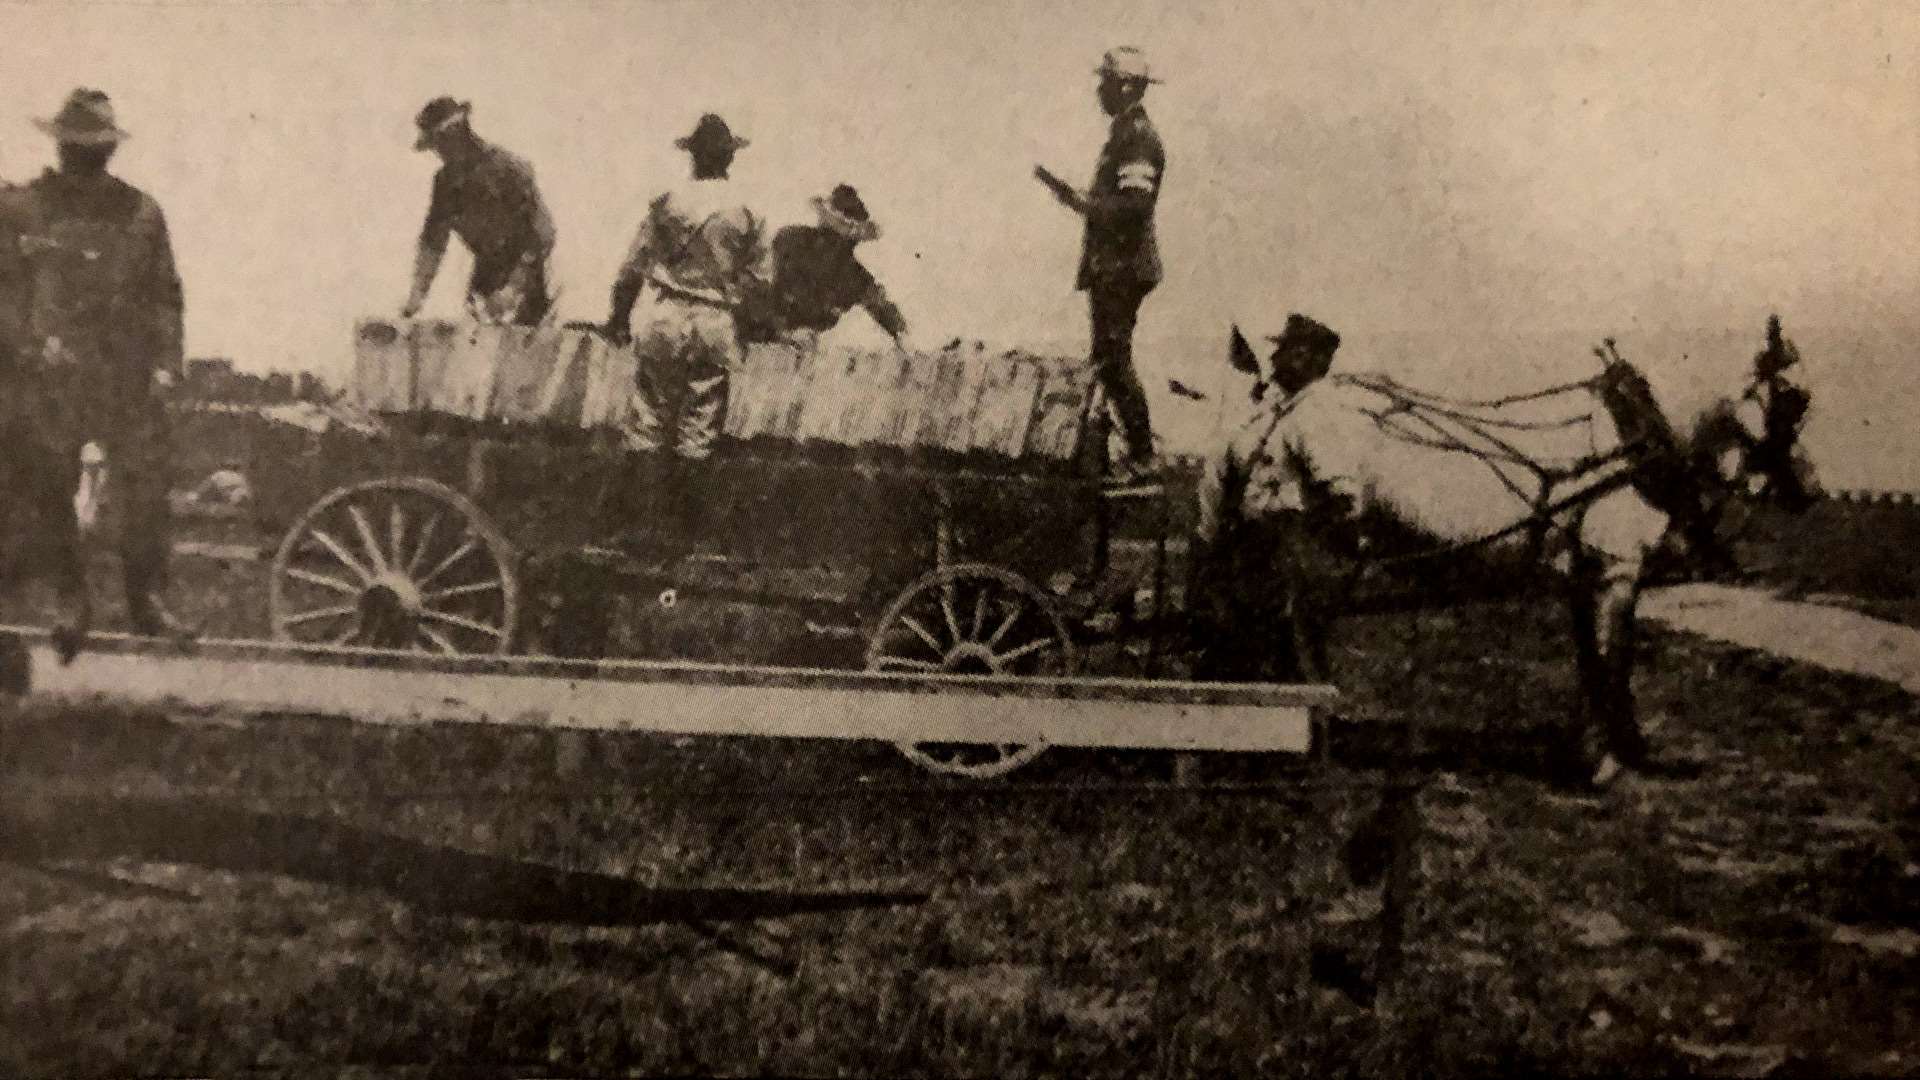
[152,369,177,392]
[1034,165,1085,214]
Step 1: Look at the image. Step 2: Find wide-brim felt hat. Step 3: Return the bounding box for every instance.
[675,113,750,153]
[414,96,472,150]
[813,183,879,241]
[35,88,130,145]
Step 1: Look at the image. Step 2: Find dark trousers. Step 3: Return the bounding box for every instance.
[1188,515,1337,684]
[1,372,173,605]
[1087,281,1155,460]
[469,258,553,327]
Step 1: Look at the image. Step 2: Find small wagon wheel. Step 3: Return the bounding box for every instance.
[269,477,519,655]
[866,562,1079,779]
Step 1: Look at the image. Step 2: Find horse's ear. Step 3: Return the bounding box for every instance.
[1229,325,1260,375]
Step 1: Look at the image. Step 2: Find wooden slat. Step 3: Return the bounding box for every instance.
[533,328,594,427]
[1,627,1334,754]
[1024,358,1096,459]
[968,358,1041,457]
[352,320,1096,460]
[579,334,638,430]
[353,318,413,412]
[488,325,567,423]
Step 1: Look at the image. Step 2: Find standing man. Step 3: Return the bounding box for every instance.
[605,113,765,463]
[0,88,192,643]
[736,183,908,350]
[403,97,556,326]
[1190,316,1355,683]
[1036,46,1167,483]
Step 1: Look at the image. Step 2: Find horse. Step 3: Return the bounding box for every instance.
[1192,322,1814,787]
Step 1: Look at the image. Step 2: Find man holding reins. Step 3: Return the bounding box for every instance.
[1190,315,1357,683]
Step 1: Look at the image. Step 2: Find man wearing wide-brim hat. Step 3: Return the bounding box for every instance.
[736,183,908,349]
[403,96,557,326]
[1036,46,1168,485]
[0,88,193,644]
[606,113,766,461]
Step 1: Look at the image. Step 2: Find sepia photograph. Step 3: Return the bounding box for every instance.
[0,0,1915,1075]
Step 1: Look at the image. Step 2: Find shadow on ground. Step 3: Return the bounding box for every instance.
[0,796,928,931]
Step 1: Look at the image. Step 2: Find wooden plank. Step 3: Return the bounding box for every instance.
[910,351,969,451]
[418,323,500,419]
[1025,358,1097,460]
[823,349,887,446]
[487,325,567,424]
[968,357,1041,457]
[723,344,803,440]
[352,318,413,412]
[940,355,1000,452]
[535,328,595,427]
[2,628,1335,754]
[578,335,638,430]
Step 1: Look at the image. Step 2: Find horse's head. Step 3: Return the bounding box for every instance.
[1589,339,1680,455]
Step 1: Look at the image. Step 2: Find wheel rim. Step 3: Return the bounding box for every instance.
[867,563,1077,779]
[269,478,518,655]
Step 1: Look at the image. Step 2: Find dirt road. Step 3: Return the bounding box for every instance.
[1644,583,1920,695]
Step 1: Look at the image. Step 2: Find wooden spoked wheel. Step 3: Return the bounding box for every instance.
[269,478,519,655]
[866,563,1078,779]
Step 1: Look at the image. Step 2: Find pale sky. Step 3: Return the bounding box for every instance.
[2,0,1915,481]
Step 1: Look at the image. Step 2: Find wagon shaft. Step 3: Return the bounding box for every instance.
[0,627,1335,758]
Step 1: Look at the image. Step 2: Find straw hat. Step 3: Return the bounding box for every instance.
[1095,47,1162,84]
[813,184,880,242]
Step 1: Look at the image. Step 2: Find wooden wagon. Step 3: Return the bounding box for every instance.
[246,319,1187,776]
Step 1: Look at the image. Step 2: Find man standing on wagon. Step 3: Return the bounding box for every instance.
[735,183,908,350]
[0,88,193,643]
[1036,46,1167,485]
[401,96,556,326]
[604,112,766,462]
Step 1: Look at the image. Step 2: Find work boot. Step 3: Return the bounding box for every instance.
[127,590,198,642]
[51,587,92,664]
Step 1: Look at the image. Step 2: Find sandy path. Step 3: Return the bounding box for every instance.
[1643,583,1920,696]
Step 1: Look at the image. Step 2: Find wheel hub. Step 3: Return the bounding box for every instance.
[941,641,1001,675]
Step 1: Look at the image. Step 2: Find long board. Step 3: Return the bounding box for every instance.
[0,627,1333,755]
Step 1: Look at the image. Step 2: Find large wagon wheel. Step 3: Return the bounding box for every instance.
[269,477,519,655]
[866,563,1078,779]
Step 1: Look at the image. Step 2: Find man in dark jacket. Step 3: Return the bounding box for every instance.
[1037,46,1167,482]
[0,88,192,642]
[737,184,907,348]
[403,97,556,326]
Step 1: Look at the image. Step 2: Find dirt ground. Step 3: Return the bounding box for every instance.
[4,545,1918,1075]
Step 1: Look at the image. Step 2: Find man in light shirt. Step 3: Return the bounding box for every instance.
[1190,314,1357,682]
[605,112,766,461]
